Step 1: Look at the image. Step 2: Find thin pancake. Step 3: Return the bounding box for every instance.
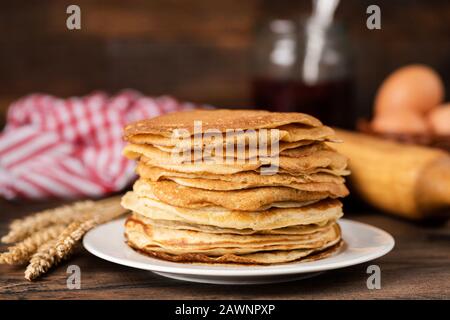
[124,217,341,255]
[167,141,340,162]
[131,213,335,235]
[123,141,339,161]
[121,191,343,230]
[126,125,335,150]
[122,109,348,266]
[127,240,343,265]
[166,176,347,193]
[277,124,337,143]
[134,179,347,211]
[124,144,348,175]
[124,109,323,138]
[151,139,316,154]
[136,162,347,184]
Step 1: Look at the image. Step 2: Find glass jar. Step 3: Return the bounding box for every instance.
[252,18,355,129]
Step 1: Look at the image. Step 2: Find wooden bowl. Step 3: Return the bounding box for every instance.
[357,119,450,153]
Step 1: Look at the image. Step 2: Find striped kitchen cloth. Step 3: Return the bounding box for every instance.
[0,90,194,199]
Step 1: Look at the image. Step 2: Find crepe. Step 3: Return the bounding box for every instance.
[124,109,324,138]
[136,163,346,184]
[163,177,347,193]
[124,216,342,264]
[131,213,335,235]
[121,191,343,230]
[133,179,348,211]
[124,216,340,254]
[123,140,341,161]
[152,139,316,154]
[136,163,348,185]
[121,108,349,266]
[126,125,336,150]
[164,141,340,162]
[123,143,348,176]
[127,240,343,265]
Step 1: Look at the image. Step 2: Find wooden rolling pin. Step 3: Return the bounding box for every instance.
[333,129,450,220]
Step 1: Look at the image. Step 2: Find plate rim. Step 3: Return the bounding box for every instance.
[83,218,395,277]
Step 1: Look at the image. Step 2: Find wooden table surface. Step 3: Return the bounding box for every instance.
[0,198,449,300]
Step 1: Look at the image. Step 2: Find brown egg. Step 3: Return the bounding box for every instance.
[375,64,444,116]
[427,103,450,135]
[372,113,429,134]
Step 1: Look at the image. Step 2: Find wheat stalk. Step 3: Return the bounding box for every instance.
[24,239,67,281]
[55,199,126,259]
[22,196,126,281]
[0,224,67,265]
[2,200,96,243]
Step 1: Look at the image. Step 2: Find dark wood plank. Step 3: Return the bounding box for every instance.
[1,0,450,120]
[0,199,449,299]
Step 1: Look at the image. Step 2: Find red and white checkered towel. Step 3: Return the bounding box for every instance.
[0,90,194,200]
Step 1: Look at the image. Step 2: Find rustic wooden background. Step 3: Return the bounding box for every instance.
[1,198,449,299]
[0,0,449,126]
[0,2,449,299]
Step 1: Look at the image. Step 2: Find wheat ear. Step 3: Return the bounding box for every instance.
[2,200,96,243]
[0,224,67,265]
[24,196,126,280]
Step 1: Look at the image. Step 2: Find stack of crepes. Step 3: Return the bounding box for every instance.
[121,109,349,265]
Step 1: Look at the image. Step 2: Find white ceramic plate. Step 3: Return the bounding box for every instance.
[83,218,394,284]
